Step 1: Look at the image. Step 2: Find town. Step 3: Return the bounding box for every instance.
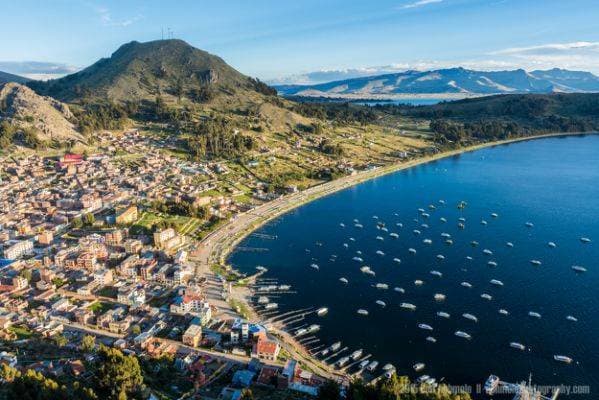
[0,129,337,399]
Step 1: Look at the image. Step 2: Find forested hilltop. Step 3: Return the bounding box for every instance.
[372,93,599,143]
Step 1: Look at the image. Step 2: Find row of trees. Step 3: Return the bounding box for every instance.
[76,102,134,136]
[0,345,144,400]
[0,121,44,150]
[148,199,209,219]
[317,374,472,400]
[293,102,378,125]
[187,117,255,158]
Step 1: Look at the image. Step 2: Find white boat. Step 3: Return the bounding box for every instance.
[437,311,450,318]
[491,213,498,218]
[350,349,363,360]
[400,303,417,310]
[413,229,421,235]
[483,249,493,255]
[506,242,514,247]
[376,250,385,256]
[454,331,472,340]
[396,223,403,227]
[376,236,384,241]
[440,217,447,223]
[481,293,493,300]
[339,277,349,284]
[571,265,587,273]
[418,208,425,213]
[441,232,451,238]
[307,324,320,333]
[510,342,526,351]
[428,204,436,210]
[462,313,478,322]
[461,282,473,288]
[580,237,591,243]
[257,296,269,304]
[528,311,542,319]
[382,363,395,371]
[394,287,405,294]
[339,223,345,228]
[393,258,401,263]
[343,243,349,248]
[336,356,350,367]
[554,355,573,364]
[548,241,557,248]
[357,309,369,316]
[317,307,329,316]
[359,360,369,369]
[375,283,388,290]
[434,293,446,301]
[355,224,363,228]
[435,254,445,261]
[372,215,379,219]
[390,233,399,238]
[330,341,341,351]
[499,309,509,315]
[278,285,291,290]
[352,257,363,262]
[439,200,446,205]
[487,261,498,267]
[481,220,488,225]
[366,361,379,371]
[381,227,388,232]
[350,237,356,241]
[413,363,425,371]
[525,222,534,227]
[353,219,359,223]
[256,266,267,272]
[376,300,386,307]
[356,250,361,254]
[360,266,375,275]
[295,328,307,336]
[458,222,465,229]
[465,256,473,260]
[430,270,443,277]
[418,323,433,331]
[490,279,504,286]
[485,375,500,395]
[458,217,466,222]
[566,315,578,322]
[422,213,430,218]
[426,336,437,343]
[530,259,542,266]
[445,239,453,245]
[264,303,278,310]
[310,263,320,270]
[408,248,417,254]
[423,238,432,245]
[320,348,330,356]
[414,280,424,286]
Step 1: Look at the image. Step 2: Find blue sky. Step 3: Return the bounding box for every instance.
[2,0,599,82]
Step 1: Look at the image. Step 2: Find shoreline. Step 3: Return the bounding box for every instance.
[194,130,595,377]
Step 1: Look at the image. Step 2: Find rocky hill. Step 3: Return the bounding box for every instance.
[28,39,273,104]
[276,68,599,98]
[0,82,83,143]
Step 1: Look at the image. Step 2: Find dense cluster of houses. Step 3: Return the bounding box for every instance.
[0,130,329,398]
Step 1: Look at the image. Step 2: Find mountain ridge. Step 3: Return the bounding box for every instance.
[0,70,31,84]
[275,67,599,98]
[27,39,271,103]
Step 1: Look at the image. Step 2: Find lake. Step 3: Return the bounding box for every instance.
[229,134,599,397]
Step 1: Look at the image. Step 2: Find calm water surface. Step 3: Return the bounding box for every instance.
[229,135,599,397]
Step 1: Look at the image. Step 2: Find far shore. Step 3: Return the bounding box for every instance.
[193,130,596,377]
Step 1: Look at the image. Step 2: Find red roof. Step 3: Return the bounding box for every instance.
[255,338,279,355]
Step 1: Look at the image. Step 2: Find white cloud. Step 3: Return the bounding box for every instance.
[268,41,599,84]
[94,6,143,27]
[400,0,443,9]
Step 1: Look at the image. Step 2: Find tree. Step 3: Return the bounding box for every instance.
[53,334,68,348]
[81,334,96,353]
[94,345,143,400]
[82,213,96,227]
[317,380,341,400]
[71,216,83,229]
[240,388,254,400]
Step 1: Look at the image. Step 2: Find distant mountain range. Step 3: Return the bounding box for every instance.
[275,68,599,98]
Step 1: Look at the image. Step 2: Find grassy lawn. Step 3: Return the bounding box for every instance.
[134,211,200,236]
[9,324,34,339]
[88,301,115,314]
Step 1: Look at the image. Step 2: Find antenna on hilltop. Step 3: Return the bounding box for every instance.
[161,27,164,40]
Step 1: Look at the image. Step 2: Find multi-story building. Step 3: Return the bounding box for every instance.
[3,240,33,259]
[182,324,202,348]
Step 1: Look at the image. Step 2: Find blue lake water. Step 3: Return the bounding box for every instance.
[357,98,447,106]
[229,134,599,397]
